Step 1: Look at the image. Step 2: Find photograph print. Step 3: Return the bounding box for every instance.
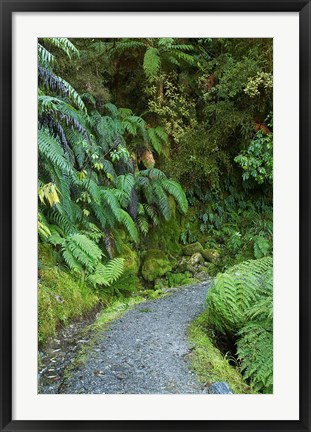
[37,37,273,395]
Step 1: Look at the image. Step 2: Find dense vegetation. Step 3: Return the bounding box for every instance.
[38,37,273,393]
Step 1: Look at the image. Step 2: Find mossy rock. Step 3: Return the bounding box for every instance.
[175,256,189,272]
[176,256,197,274]
[189,252,204,266]
[202,249,220,263]
[194,266,210,281]
[183,242,203,256]
[141,249,172,282]
[121,244,139,273]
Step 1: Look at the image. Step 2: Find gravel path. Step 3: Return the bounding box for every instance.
[61,281,211,394]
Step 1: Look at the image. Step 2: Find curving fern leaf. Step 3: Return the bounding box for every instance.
[116,174,135,202]
[153,182,171,221]
[62,233,102,272]
[237,323,273,393]
[143,47,161,81]
[147,126,168,154]
[140,168,167,180]
[38,129,76,178]
[110,39,146,53]
[41,38,79,59]
[38,66,86,112]
[143,203,159,226]
[160,179,188,213]
[118,209,139,243]
[169,49,196,65]
[137,215,149,235]
[87,258,124,287]
[38,43,55,66]
[101,189,122,220]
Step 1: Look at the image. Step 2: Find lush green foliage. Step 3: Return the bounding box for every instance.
[235,125,273,184]
[206,258,273,392]
[180,186,272,275]
[38,38,188,291]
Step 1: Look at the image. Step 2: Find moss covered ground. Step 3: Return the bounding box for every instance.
[188,310,254,394]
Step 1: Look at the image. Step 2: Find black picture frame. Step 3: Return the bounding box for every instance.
[0,1,310,431]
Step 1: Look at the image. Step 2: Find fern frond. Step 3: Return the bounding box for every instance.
[41,37,79,59]
[38,67,86,112]
[87,258,124,287]
[143,204,159,225]
[207,257,273,335]
[111,39,145,53]
[206,257,273,393]
[140,168,167,180]
[62,248,83,273]
[101,189,122,220]
[237,323,273,393]
[38,129,76,178]
[116,174,134,202]
[38,43,55,66]
[143,47,161,81]
[118,209,139,243]
[160,179,188,213]
[153,182,170,220]
[104,102,119,117]
[48,211,76,236]
[137,215,149,235]
[62,233,102,272]
[147,126,168,154]
[169,49,196,65]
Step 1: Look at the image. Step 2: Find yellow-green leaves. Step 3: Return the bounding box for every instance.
[38,182,60,207]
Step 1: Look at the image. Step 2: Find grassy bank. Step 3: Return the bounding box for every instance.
[188,310,253,394]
